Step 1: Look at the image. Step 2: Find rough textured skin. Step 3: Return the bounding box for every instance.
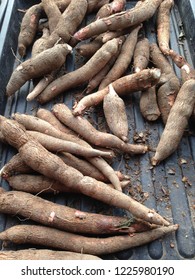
[36,108,76,136]
[7,174,130,193]
[103,85,128,141]
[27,130,114,158]
[0,249,101,260]
[18,4,43,57]
[99,24,142,89]
[0,117,169,225]
[133,37,150,73]
[169,49,195,83]
[150,43,180,124]
[37,38,121,104]
[76,37,103,59]
[55,0,88,43]
[157,0,174,55]
[96,0,126,19]
[6,44,72,97]
[0,224,178,255]
[152,79,195,165]
[53,103,148,155]
[73,68,161,115]
[86,53,118,93]
[140,86,161,121]
[73,0,163,41]
[12,113,88,147]
[12,113,122,191]
[42,0,61,33]
[87,0,110,13]
[0,153,33,178]
[0,189,134,234]
[31,28,50,58]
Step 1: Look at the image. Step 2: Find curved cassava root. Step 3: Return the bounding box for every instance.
[37,38,122,104]
[73,0,163,41]
[0,224,178,255]
[6,43,72,97]
[73,68,161,116]
[157,0,174,55]
[99,24,142,89]
[152,79,195,165]
[150,43,180,124]
[12,112,121,191]
[52,103,148,154]
[0,116,169,226]
[133,37,150,73]
[0,188,135,234]
[6,174,131,194]
[26,130,114,159]
[103,84,128,141]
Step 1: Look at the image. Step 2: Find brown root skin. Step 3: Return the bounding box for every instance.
[140,86,161,122]
[31,28,50,58]
[52,103,148,155]
[37,38,121,104]
[0,153,33,179]
[27,130,114,159]
[99,24,142,89]
[41,0,61,33]
[6,174,130,194]
[103,84,128,141]
[152,79,195,165]
[0,249,102,260]
[18,4,43,57]
[12,112,121,190]
[26,72,56,101]
[150,43,176,76]
[157,76,180,124]
[6,44,72,97]
[157,0,174,55]
[12,112,88,147]
[102,27,132,43]
[86,53,118,94]
[169,49,195,83]
[73,68,161,116]
[96,0,126,19]
[36,108,77,136]
[55,0,88,43]
[87,0,110,14]
[73,0,163,41]
[0,224,178,255]
[150,43,180,123]
[0,189,132,234]
[133,37,150,73]
[76,38,103,59]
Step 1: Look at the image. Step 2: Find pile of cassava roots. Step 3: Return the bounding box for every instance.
[2,0,195,260]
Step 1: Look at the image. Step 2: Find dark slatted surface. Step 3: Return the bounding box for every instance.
[0,0,194,259]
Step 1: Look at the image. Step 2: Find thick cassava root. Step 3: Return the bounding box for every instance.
[73,68,161,116]
[6,174,131,194]
[103,84,128,141]
[0,224,178,255]
[150,43,180,123]
[6,44,72,97]
[37,38,122,103]
[157,0,174,55]
[11,112,122,191]
[152,79,195,165]
[0,188,136,234]
[0,116,169,226]
[73,0,163,41]
[52,103,148,155]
